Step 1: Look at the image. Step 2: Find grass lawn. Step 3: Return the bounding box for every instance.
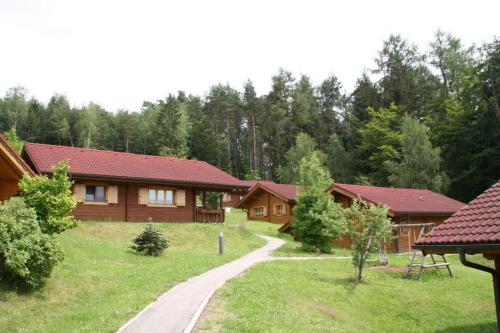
[0,214,265,333]
[227,209,352,257]
[196,254,496,333]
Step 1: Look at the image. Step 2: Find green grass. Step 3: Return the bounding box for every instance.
[199,255,496,333]
[227,209,352,257]
[0,213,265,333]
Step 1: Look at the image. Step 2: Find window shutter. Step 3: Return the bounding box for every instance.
[250,208,254,217]
[273,205,277,216]
[282,205,287,215]
[73,184,85,203]
[176,190,186,206]
[108,185,118,204]
[138,187,148,205]
[263,206,267,216]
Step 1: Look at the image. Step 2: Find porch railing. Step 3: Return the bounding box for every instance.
[195,207,225,224]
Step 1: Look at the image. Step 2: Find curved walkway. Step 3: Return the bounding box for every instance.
[117,235,284,333]
[117,235,344,333]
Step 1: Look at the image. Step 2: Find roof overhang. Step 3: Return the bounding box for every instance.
[0,137,34,178]
[40,172,249,192]
[414,243,500,256]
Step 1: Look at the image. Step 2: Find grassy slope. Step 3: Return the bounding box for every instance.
[227,209,352,257]
[199,255,496,333]
[0,215,264,333]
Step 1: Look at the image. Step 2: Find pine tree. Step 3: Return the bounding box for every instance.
[131,222,169,256]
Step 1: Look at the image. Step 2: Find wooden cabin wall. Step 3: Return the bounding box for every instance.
[243,189,292,224]
[72,180,195,222]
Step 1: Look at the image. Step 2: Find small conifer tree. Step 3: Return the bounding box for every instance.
[131,221,169,256]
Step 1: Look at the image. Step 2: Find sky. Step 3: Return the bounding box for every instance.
[0,0,498,112]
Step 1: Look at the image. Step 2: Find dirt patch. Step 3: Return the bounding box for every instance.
[369,265,408,273]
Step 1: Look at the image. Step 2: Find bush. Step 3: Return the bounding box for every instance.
[0,198,63,289]
[292,188,346,253]
[131,222,169,256]
[19,160,78,235]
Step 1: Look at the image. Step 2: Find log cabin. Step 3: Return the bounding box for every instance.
[21,143,249,222]
[235,181,300,225]
[0,133,34,201]
[327,183,465,252]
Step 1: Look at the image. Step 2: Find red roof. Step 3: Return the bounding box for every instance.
[261,182,300,202]
[22,143,247,189]
[329,183,464,216]
[416,181,500,246]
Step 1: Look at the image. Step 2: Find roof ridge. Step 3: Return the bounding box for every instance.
[24,142,206,164]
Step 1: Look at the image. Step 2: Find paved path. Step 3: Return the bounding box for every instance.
[117,235,285,333]
[118,235,349,333]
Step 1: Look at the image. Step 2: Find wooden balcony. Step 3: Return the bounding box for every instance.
[195,207,225,224]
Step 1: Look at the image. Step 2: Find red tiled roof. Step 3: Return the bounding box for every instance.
[261,182,300,202]
[22,143,247,189]
[330,183,464,216]
[416,181,500,246]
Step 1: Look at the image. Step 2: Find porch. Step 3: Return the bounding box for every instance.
[194,190,226,224]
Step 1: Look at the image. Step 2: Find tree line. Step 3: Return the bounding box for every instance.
[1,31,499,202]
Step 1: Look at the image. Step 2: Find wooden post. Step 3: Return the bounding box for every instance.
[219,193,223,210]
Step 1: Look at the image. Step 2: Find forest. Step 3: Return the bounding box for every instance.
[0,31,499,203]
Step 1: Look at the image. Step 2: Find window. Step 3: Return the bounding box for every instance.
[274,204,284,216]
[222,193,231,202]
[253,207,265,217]
[148,189,175,205]
[85,185,106,202]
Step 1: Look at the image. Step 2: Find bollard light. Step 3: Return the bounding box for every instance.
[219,230,224,255]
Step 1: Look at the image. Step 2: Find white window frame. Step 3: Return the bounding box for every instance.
[148,188,175,206]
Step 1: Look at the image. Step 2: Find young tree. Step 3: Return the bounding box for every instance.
[19,160,78,235]
[3,127,24,153]
[344,200,393,282]
[292,153,345,253]
[131,222,169,256]
[385,116,447,192]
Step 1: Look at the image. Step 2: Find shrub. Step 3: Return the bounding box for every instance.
[292,188,346,253]
[0,197,63,289]
[344,199,393,282]
[19,160,78,235]
[131,222,169,256]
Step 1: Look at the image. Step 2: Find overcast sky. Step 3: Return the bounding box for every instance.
[1,0,498,112]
